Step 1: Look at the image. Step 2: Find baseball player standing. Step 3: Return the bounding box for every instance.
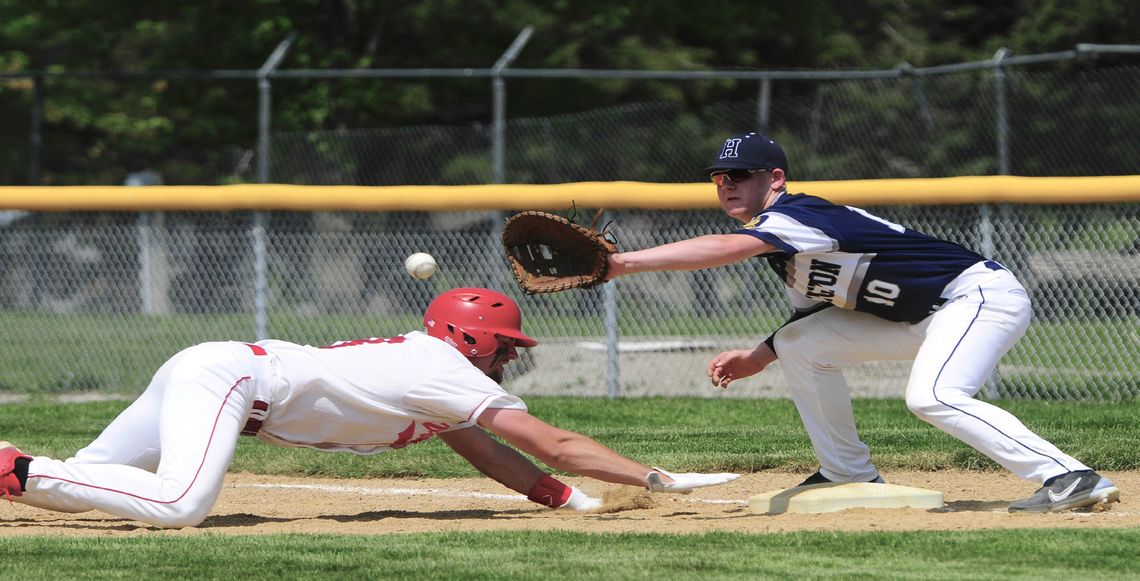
[604,132,1119,513]
[0,287,737,528]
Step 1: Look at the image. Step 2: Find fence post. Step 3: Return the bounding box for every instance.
[491,27,533,185]
[604,279,620,399]
[756,78,771,133]
[602,210,620,398]
[253,33,295,341]
[900,63,935,133]
[980,48,1012,399]
[128,170,168,315]
[30,75,43,185]
[993,48,1011,175]
[489,28,535,300]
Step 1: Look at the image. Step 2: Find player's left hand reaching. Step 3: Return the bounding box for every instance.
[708,343,777,389]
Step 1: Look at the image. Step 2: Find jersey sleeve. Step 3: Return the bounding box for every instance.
[403,362,527,429]
[736,212,839,255]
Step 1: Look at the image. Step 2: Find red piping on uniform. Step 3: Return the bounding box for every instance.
[27,376,252,505]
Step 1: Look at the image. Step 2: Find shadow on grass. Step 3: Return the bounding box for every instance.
[0,508,516,532]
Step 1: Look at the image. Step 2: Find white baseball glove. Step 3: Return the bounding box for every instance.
[646,467,740,494]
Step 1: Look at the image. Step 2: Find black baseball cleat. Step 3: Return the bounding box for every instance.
[797,470,885,487]
[1008,470,1120,513]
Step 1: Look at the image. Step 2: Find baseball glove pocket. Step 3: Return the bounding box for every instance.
[502,210,617,294]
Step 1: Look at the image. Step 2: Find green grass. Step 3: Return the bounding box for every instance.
[5,397,1140,476]
[1010,318,1140,370]
[0,310,420,393]
[2,311,1136,397]
[2,398,1138,579]
[0,530,1138,580]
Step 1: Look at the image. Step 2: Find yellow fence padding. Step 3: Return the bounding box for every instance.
[2,175,1138,211]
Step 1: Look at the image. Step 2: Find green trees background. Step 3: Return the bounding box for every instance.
[1,0,1137,185]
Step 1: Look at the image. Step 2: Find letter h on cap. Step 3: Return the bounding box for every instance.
[719,138,742,159]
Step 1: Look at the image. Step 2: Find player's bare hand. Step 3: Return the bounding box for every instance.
[707,344,777,389]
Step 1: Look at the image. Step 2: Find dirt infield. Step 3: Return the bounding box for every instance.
[1,470,1136,536]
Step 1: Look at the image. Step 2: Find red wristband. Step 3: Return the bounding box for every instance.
[526,474,573,508]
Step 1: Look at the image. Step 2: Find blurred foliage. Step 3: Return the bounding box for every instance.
[1,0,1138,184]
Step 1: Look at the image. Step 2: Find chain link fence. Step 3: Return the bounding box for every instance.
[265,65,1140,185]
[2,54,1138,400]
[2,203,1137,400]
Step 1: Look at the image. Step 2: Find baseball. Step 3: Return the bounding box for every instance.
[404,252,438,280]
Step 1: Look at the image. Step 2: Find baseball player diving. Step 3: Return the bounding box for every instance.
[604,132,1119,513]
[0,287,738,528]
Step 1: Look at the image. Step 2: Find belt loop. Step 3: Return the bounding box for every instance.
[983,260,1005,272]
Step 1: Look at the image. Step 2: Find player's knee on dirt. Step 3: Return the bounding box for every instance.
[144,483,221,528]
[148,501,213,529]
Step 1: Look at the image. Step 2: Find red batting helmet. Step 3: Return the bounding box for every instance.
[423,287,538,358]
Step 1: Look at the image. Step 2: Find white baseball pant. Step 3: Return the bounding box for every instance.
[18,342,274,528]
[774,262,1089,484]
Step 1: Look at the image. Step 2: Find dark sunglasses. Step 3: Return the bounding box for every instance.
[710,169,769,187]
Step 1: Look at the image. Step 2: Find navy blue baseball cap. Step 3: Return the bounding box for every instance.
[705,132,790,177]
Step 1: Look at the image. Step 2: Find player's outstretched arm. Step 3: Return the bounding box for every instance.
[477,408,739,493]
[606,233,772,279]
[437,425,547,492]
[478,408,651,486]
[437,426,600,510]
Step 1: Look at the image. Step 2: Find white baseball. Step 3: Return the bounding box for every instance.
[404,252,438,280]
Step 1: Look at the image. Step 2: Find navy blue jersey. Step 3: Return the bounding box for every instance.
[735,193,986,323]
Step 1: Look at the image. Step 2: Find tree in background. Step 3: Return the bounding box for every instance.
[0,0,1137,185]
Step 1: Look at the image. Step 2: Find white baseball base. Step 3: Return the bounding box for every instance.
[748,482,944,514]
